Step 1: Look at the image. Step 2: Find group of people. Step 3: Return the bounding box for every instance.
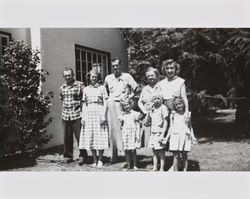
[59,57,197,171]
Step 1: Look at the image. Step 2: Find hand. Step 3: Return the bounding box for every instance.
[192,137,197,144]
[100,116,107,125]
[81,120,85,126]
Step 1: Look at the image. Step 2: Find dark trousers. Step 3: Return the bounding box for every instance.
[62,118,88,159]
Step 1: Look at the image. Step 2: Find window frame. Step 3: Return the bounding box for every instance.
[75,44,111,84]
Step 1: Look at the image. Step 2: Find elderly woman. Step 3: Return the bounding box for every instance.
[157,59,189,119]
[138,67,160,147]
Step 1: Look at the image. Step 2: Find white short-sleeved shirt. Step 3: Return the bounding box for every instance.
[104,73,138,101]
[151,105,169,132]
[157,77,185,100]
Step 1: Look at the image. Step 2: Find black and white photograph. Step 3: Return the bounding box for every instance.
[1,0,250,199]
[1,28,250,172]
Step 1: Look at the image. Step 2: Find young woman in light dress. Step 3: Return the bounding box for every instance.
[79,69,109,167]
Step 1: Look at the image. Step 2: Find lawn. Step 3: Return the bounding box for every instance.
[1,110,249,171]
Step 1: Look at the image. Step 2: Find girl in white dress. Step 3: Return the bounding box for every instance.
[119,97,141,170]
[79,69,109,167]
[164,97,197,171]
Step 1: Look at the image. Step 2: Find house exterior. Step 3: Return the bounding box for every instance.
[0,28,128,148]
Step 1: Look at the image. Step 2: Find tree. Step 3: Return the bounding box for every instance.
[0,40,53,154]
[121,28,250,130]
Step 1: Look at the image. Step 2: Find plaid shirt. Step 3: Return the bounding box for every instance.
[59,80,84,121]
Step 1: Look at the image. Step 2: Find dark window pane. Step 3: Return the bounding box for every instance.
[76,60,80,72]
[75,49,80,60]
[87,52,92,62]
[87,62,92,71]
[98,54,101,63]
[103,56,106,65]
[82,62,86,72]
[1,37,7,46]
[93,53,97,63]
[81,51,86,61]
[82,72,87,82]
[76,72,81,81]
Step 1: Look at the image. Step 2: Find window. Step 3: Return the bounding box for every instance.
[0,31,11,68]
[0,31,11,104]
[75,44,111,84]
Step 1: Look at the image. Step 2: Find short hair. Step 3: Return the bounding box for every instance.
[161,59,180,76]
[120,96,133,111]
[111,57,122,64]
[145,67,160,77]
[151,90,163,99]
[63,67,74,75]
[172,96,185,110]
[86,68,102,84]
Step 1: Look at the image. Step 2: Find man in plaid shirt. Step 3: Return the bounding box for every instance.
[59,67,88,164]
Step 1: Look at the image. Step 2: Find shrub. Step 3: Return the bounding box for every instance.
[0,40,53,154]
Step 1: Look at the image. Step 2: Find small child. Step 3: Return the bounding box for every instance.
[147,91,169,171]
[163,97,197,171]
[119,97,141,170]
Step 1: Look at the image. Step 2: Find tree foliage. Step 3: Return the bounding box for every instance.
[121,28,250,127]
[0,40,53,154]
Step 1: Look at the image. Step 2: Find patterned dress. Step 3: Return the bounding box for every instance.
[169,112,192,152]
[118,110,140,150]
[79,84,109,150]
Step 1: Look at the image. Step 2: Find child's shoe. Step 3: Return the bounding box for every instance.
[96,161,103,168]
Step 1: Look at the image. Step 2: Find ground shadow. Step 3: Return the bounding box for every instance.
[192,110,250,143]
[0,154,37,171]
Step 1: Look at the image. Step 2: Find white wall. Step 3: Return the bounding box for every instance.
[41,28,128,147]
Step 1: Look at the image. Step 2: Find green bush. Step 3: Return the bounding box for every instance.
[0,40,53,154]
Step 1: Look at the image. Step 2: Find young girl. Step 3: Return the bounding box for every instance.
[164,97,197,171]
[147,91,169,171]
[119,97,141,170]
[79,69,109,168]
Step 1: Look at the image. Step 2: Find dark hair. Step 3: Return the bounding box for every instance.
[63,67,74,76]
[111,57,122,64]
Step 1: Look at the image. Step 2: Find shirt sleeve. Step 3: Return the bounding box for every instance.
[162,105,169,119]
[101,85,108,100]
[59,85,63,100]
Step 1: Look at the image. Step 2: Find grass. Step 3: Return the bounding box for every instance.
[1,109,250,171]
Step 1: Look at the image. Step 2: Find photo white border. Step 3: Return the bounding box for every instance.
[1,0,250,199]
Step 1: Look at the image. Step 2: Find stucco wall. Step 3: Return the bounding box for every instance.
[41,28,128,147]
[0,28,31,45]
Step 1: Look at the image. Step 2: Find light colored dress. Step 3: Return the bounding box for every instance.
[138,85,155,147]
[148,104,169,150]
[169,112,192,152]
[157,77,185,110]
[118,110,140,150]
[79,84,109,150]
[104,73,138,157]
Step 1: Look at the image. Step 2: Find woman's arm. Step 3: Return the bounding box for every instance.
[137,88,148,114]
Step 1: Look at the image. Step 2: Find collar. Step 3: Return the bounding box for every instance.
[89,83,100,88]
